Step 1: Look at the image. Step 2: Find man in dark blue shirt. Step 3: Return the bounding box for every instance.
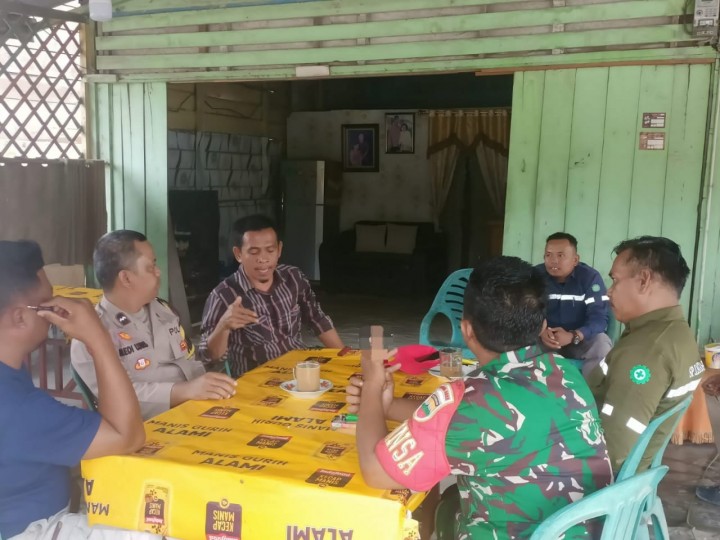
[0,241,146,539]
[535,232,613,377]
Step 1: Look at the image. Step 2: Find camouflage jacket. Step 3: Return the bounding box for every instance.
[377,345,612,539]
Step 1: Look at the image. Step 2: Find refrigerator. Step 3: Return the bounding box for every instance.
[280,160,343,281]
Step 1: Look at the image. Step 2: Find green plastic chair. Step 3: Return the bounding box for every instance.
[530,466,669,539]
[614,394,693,540]
[434,484,460,540]
[419,269,475,360]
[71,366,98,412]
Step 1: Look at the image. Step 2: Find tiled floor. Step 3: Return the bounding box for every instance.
[309,291,720,539]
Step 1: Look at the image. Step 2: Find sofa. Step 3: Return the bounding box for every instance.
[319,220,446,295]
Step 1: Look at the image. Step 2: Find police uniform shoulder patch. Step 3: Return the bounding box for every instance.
[592,284,601,292]
[116,312,130,326]
[630,364,651,385]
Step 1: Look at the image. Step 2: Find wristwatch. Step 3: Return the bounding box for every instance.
[572,331,582,346]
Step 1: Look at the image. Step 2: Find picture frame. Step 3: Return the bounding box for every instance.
[385,113,415,154]
[341,124,379,172]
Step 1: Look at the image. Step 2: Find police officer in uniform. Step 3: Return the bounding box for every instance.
[587,236,703,472]
[71,230,236,420]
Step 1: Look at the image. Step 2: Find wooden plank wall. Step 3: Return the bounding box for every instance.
[88,81,169,297]
[504,64,711,317]
[91,0,715,82]
[695,66,720,346]
[167,82,289,140]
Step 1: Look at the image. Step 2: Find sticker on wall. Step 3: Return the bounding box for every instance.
[642,112,666,129]
[639,132,666,151]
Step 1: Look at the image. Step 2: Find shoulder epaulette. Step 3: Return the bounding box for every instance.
[155,297,180,318]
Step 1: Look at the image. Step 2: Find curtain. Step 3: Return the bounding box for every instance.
[475,138,509,216]
[0,159,106,265]
[427,113,461,224]
[427,109,510,220]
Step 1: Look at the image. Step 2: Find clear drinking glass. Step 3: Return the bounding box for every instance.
[439,347,463,378]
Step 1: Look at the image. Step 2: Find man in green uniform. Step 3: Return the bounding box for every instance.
[351,257,612,539]
[588,236,703,472]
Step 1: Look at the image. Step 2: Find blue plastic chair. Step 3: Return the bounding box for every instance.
[419,269,475,360]
[530,466,669,539]
[614,394,693,540]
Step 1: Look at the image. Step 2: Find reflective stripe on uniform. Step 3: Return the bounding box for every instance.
[599,359,608,376]
[585,298,595,305]
[601,403,614,416]
[601,295,610,301]
[666,379,700,398]
[548,294,585,301]
[626,417,647,434]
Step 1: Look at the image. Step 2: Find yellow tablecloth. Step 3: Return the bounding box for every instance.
[82,349,440,540]
[53,285,102,305]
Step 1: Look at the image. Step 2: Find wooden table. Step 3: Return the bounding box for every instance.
[82,349,440,540]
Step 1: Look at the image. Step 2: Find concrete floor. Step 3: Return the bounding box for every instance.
[309,291,720,539]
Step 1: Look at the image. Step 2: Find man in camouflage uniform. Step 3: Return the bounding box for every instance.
[587,236,703,472]
[351,257,612,539]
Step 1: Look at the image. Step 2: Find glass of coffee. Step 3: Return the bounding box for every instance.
[439,347,463,378]
[294,360,321,392]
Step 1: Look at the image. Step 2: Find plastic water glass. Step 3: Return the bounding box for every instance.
[439,347,463,378]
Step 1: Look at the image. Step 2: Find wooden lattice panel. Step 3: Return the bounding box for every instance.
[0,7,85,159]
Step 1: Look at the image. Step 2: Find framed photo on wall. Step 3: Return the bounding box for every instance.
[341,124,379,172]
[385,112,415,154]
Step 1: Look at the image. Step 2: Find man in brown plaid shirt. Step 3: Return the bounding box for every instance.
[199,215,344,377]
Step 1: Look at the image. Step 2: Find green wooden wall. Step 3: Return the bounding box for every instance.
[88,82,169,297]
[504,64,711,321]
[91,0,714,82]
[695,62,720,346]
